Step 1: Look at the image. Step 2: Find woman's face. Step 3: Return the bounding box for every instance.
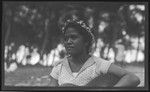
[64,27,87,56]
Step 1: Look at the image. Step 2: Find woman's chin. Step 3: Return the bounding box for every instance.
[67,50,82,57]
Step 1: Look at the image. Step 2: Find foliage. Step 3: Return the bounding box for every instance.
[3,2,146,65]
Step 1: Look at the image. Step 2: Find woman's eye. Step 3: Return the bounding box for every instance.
[71,35,77,39]
[64,35,77,41]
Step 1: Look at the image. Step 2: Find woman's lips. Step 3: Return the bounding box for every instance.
[66,46,74,51]
[67,47,73,50]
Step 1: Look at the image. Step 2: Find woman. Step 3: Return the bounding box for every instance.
[49,18,140,87]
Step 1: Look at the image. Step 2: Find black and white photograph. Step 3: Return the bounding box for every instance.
[1,1,149,91]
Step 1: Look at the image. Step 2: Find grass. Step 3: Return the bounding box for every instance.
[4,65,145,87]
[5,66,53,86]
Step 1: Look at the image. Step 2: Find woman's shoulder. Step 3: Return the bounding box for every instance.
[92,56,113,74]
[92,56,109,63]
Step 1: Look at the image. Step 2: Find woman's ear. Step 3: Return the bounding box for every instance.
[61,39,65,46]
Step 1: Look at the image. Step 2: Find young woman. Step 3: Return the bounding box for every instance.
[49,18,140,87]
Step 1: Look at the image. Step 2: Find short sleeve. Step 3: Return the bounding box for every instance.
[50,64,62,80]
[99,59,112,74]
[94,57,112,75]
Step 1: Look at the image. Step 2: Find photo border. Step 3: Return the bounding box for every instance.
[1,0,149,91]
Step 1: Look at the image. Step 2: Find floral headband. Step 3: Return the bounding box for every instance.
[62,18,95,44]
[61,18,96,54]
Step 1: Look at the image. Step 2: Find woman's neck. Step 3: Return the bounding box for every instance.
[67,52,91,73]
[68,52,90,65]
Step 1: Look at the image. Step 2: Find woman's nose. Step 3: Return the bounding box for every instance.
[67,38,72,43]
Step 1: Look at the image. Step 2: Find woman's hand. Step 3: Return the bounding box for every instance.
[60,83,78,87]
[49,76,59,86]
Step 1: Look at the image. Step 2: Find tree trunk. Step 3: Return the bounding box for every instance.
[4,6,12,67]
[40,19,49,56]
[136,35,140,62]
[106,45,110,60]
[5,9,12,45]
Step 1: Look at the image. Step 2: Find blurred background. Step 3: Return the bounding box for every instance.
[3,2,146,87]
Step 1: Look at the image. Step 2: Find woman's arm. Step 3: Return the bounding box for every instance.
[48,76,59,86]
[108,63,140,87]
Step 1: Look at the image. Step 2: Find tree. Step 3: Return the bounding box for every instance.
[119,4,145,62]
